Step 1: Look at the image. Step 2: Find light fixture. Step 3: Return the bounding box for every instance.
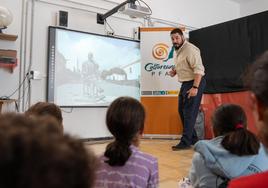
[0,6,13,33]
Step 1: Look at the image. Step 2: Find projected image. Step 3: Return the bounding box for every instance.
[48,27,140,107]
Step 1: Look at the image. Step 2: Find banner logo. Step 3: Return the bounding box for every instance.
[163,46,174,62]
[152,43,169,60]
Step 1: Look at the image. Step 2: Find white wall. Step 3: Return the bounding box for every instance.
[0,0,22,101]
[0,0,240,138]
[240,0,268,17]
[147,0,240,28]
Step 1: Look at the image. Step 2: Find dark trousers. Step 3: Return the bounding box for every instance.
[178,78,206,146]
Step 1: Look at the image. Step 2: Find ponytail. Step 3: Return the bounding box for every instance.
[221,129,260,156]
[104,140,132,166]
[212,104,260,156]
[104,97,145,166]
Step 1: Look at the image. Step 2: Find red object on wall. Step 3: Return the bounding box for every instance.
[0,59,17,68]
[201,91,256,139]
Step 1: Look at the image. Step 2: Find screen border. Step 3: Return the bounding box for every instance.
[47,26,140,108]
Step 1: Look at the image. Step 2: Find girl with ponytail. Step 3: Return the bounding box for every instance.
[95,97,158,188]
[188,104,268,188]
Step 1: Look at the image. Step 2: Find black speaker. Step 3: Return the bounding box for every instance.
[59,11,68,27]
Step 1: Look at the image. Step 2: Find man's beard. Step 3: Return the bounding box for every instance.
[173,43,181,50]
[173,43,182,50]
[173,40,184,50]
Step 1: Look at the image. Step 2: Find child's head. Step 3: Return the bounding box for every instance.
[212,104,247,136]
[25,102,63,133]
[212,104,259,156]
[105,97,145,166]
[106,96,145,143]
[245,51,268,147]
[0,113,97,188]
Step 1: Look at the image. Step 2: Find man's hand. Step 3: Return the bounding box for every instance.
[169,68,176,77]
[187,87,198,98]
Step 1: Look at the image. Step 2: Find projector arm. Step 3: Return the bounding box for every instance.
[97,0,136,24]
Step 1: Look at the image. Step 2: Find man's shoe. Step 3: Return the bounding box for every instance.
[191,139,199,145]
[172,143,191,151]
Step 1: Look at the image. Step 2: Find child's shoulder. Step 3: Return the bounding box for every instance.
[131,146,158,164]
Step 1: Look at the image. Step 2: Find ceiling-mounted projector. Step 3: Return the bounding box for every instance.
[97,0,151,24]
[118,3,150,18]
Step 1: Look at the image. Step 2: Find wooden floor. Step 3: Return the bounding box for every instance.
[86,139,194,188]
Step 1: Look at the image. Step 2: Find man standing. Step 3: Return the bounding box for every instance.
[169,28,206,150]
[82,52,100,98]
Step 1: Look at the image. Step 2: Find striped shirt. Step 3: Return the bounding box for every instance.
[95,145,159,188]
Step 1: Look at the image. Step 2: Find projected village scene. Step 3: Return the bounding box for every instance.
[55,29,140,106]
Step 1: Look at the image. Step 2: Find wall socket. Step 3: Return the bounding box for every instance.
[133,27,140,40]
[29,70,42,80]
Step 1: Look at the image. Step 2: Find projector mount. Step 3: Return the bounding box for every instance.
[97,0,146,24]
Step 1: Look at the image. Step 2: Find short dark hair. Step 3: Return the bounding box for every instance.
[25,102,63,133]
[0,113,97,188]
[170,28,184,36]
[104,97,145,166]
[212,104,259,156]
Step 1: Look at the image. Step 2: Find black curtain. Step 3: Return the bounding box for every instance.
[189,11,268,94]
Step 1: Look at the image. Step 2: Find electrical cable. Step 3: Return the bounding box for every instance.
[15,100,19,112]
[104,19,115,34]
[16,83,29,102]
[0,75,28,99]
[137,0,152,15]
[24,77,31,110]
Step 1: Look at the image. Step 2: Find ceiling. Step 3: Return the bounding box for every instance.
[229,0,253,4]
